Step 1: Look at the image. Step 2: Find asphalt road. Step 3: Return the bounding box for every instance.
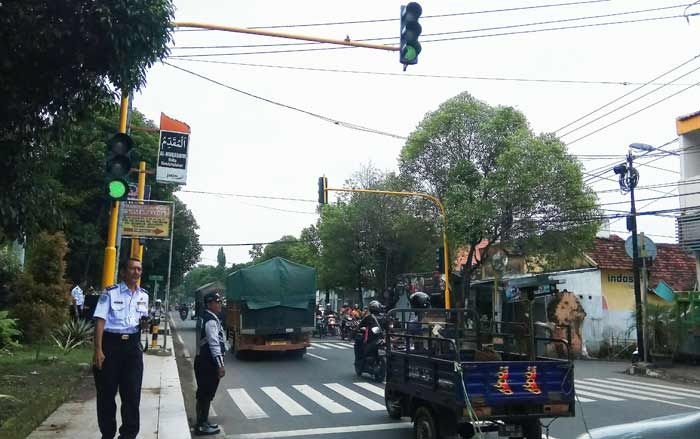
[169,313,700,439]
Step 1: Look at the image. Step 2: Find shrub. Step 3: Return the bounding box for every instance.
[0,310,21,351]
[51,319,94,354]
[0,246,21,308]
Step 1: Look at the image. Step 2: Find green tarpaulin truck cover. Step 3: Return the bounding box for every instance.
[226,257,316,310]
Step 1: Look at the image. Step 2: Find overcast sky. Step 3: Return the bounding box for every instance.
[134,0,700,266]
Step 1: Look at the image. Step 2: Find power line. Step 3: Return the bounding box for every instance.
[565,79,700,145]
[164,62,408,141]
[180,189,316,203]
[201,239,314,247]
[167,57,698,88]
[558,56,700,137]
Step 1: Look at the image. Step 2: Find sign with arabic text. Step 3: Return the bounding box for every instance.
[122,202,172,238]
[156,113,191,184]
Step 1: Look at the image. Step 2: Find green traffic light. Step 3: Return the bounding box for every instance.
[108,179,128,200]
[404,46,417,61]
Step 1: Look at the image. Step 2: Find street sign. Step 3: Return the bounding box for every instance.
[625,234,657,260]
[156,113,191,185]
[128,183,151,201]
[149,275,164,281]
[122,202,172,238]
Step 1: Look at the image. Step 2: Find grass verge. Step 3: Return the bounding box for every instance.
[0,344,92,439]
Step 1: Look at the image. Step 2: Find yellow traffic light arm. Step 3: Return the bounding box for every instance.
[325,187,452,309]
[173,22,399,52]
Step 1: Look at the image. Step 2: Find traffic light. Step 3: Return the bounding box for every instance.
[400,2,422,67]
[105,133,134,201]
[318,176,328,205]
[435,246,445,273]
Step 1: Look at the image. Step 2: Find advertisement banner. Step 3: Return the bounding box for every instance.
[156,113,191,184]
[122,202,172,238]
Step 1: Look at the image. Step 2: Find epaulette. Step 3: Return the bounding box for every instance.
[139,287,149,294]
[105,284,119,291]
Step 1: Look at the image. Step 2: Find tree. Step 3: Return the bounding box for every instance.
[217,247,226,269]
[0,0,175,241]
[248,244,264,264]
[400,92,600,306]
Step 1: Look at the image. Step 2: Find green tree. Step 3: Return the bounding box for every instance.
[217,247,226,269]
[0,0,175,241]
[400,92,600,305]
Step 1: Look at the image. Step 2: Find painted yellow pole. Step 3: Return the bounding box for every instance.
[130,161,146,259]
[173,22,399,52]
[101,95,130,288]
[325,187,452,309]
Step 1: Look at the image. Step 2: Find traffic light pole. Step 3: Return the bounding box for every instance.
[324,187,452,308]
[101,94,130,288]
[627,152,645,363]
[130,161,147,263]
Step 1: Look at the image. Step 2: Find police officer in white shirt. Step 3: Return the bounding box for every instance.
[92,258,149,439]
[71,282,85,319]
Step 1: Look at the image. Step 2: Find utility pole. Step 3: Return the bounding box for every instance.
[613,151,644,362]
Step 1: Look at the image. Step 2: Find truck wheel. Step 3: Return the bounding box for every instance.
[521,420,542,439]
[414,407,438,439]
[384,391,402,420]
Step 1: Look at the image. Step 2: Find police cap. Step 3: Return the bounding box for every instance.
[203,292,222,304]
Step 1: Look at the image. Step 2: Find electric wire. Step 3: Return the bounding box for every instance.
[167,57,698,88]
[201,239,315,247]
[164,62,408,141]
[180,189,316,203]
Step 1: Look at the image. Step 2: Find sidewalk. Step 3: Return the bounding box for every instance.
[28,350,190,439]
[628,361,700,385]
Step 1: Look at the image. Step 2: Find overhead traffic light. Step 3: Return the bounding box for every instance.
[318,176,328,205]
[105,133,134,201]
[435,246,445,273]
[400,2,422,68]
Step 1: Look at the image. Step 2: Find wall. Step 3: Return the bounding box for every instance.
[551,269,602,355]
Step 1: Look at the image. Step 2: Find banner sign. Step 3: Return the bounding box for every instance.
[156,113,191,184]
[122,202,172,238]
[128,183,151,201]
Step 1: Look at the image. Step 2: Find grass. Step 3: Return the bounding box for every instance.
[0,344,92,439]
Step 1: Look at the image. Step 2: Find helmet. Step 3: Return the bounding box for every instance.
[343,303,349,308]
[354,304,359,308]
[203,292,222,304]
[410,292,431,309]
[368,300,382,314]
[155,299,162,304]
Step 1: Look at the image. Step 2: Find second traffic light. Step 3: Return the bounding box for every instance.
[435,246,445,273]
[105,133,134,201]
[318,176,328,205]
[400,2,422,67]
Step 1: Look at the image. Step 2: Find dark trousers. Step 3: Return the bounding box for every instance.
[93,332,144,439]
[194,355,220,403]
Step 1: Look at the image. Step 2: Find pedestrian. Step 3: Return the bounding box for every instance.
[92,258,149,439]
[194,292,226,436]
[71,281,85,319]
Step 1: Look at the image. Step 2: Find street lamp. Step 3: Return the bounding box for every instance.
[629,142,680,156]
[613,146,644,363]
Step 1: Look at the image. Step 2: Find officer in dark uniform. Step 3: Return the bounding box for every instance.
[92,258,149,439]
[194,292,226,436]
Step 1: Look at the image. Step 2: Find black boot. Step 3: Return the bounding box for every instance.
[194,400,219,436]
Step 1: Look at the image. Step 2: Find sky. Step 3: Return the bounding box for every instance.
[134,0,700,266]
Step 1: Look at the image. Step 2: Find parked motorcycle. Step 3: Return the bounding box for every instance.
[354,325,387,382]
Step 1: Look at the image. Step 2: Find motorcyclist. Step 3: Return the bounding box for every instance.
[409,292,431,350]
[355,300,383,360]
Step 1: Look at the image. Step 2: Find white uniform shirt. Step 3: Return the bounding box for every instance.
[93,282,149,334]
[71,285,85,306]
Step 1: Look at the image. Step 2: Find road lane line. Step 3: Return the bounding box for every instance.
[227,389,269,419]
[608,378,700,396]
[585,378,700,399]
[306,353,328,361]
[324,343,350,349]
[210,405,217,417]
[339,343,355,348]
[576,380,683,399]
[354,382,385,397]
[307,345,316,349]
[310,343,331,350]
[575,396,596,402]
[574,389,623,401]
[292,385,351,414]
[261,387,311,416]
[575,382,700,410]
[226,422,412,438]
[323,383,385,411]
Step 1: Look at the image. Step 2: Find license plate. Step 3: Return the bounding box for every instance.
[269,340,288,346]
[498,424,522,437]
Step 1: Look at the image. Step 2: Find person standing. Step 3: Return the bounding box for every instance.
[92,258,149,439]
[194,292,226,436]
[71,282,85,319]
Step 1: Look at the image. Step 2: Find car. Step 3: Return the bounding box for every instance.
[576,411,700,438]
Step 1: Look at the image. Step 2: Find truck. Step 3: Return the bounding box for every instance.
[224,257,316,358]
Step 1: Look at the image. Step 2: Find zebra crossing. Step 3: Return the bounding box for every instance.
[223,377,700,421]
[308,341,354,350]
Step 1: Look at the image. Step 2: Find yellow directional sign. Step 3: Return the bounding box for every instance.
[122,203,172,238]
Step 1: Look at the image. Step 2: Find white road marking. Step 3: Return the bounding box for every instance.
[324,343,350,349]
[575,389,624,401]
[323,383,385,411]
[226,422,412,438]
[261,387,311,416]
[292,385,351,414]
[574,382,700,410]
[210,405,217,417]
[353,382,385,397]
[307,345,316,349]
[227,389,269,419]
[585,378,700,399]
[310,343,331,350]
[306,353,328,361]
[576,380,683,399]
[339,343,355,348]
[608,378,700,396]
[575,396,596,402]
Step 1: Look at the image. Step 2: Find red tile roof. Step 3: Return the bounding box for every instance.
[587,235,697,291]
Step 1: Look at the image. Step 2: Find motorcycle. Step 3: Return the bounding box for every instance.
[326,314,338,337]
[340,315,358,340]
[354,325,387,383]
[316,314,327,338]
[179,307,188,321]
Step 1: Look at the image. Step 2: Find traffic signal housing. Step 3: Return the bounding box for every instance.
[318,176,328,205]
[400,2,422,67]
[435,246,445,273]
[105,133,134,201]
